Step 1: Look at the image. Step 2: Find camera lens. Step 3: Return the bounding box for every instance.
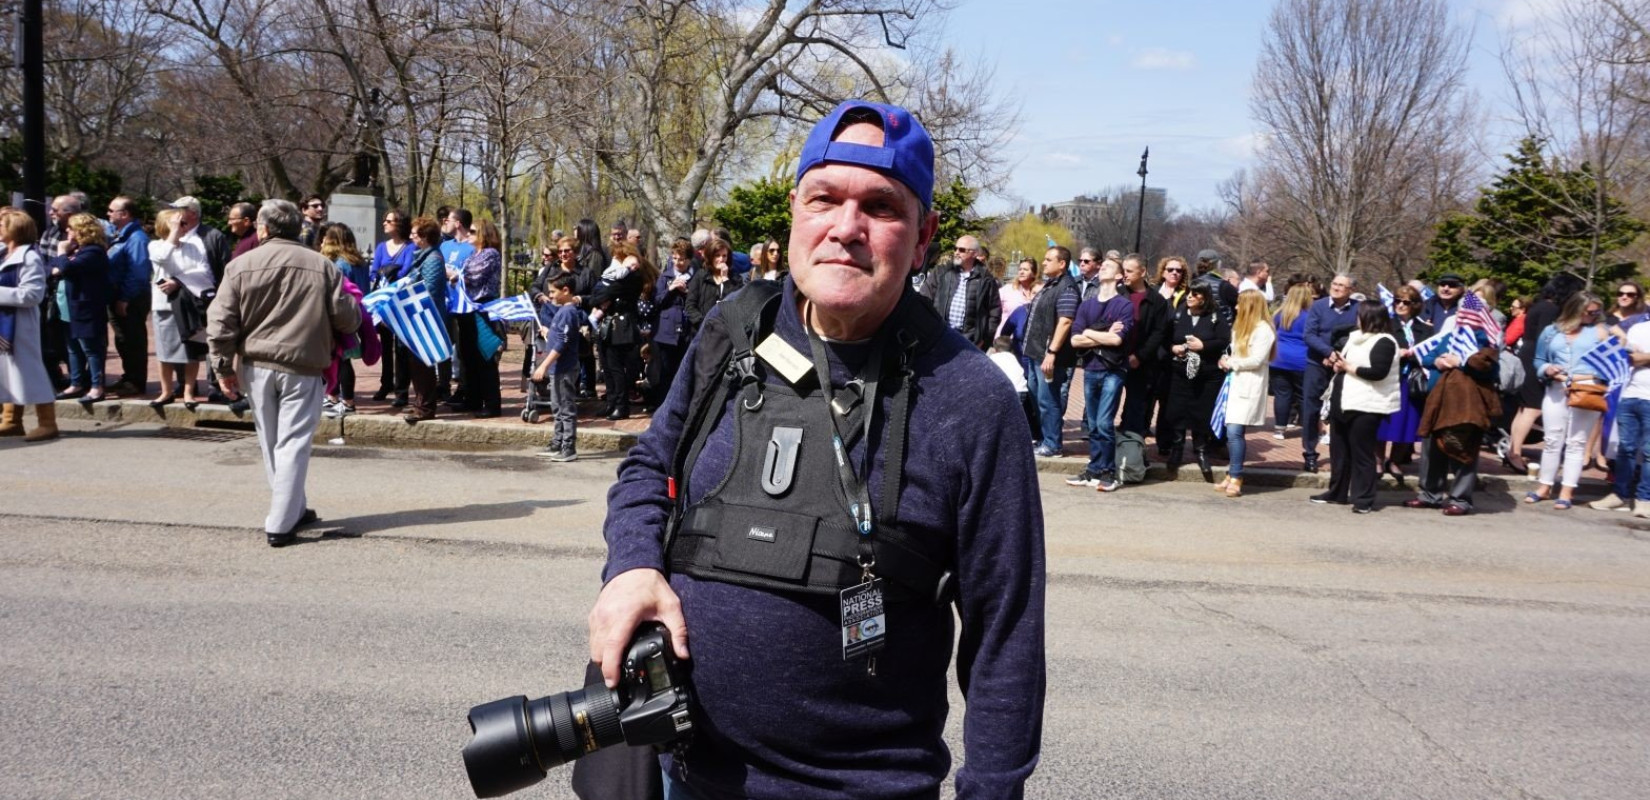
[462,685,624,798]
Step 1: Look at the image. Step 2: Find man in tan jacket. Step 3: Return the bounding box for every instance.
[207,199,360,546]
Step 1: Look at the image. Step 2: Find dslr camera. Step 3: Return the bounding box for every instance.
[461,622,693,798]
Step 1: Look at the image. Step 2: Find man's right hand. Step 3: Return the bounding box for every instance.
[1040,352,1055,380]
[588,568,689,688]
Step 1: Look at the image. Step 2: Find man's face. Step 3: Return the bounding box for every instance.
[446,214,466,237]
[441,215,455,235]
[626,230,641,246]
[1040,248,1066,278]
[787,122,936,335]
[1329,276,1354,301]
[227,208,252,236]
[1122,259,1145,287]
[179,208,200,232]
[48,201,71,225]
[953,237,978,269]
[610,227,625,244]
[107,201,131,229]
[303,199,326,222]
[1436,279,1463,301]
[1077,253,1099,279]
[1097,259,1120,283]
[1255,264,1270,284]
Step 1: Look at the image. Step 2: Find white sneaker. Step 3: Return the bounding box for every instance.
[1272,429,1286,441]
[1634,505,1650,519]
[1591,494,1630,512]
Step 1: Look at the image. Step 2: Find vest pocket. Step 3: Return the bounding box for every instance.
[707,503,819,583]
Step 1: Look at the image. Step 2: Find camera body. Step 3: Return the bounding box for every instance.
[462,622,693,798]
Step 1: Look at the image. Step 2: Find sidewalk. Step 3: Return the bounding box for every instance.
[54,332,1586,492]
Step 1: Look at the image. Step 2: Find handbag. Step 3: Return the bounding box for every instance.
[1566,378,1609,413]
[1406,366,1430,404]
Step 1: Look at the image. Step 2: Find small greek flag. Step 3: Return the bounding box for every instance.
[1377,283,1395,313]
[1412,326,1479,367]
[1580,338,1632,390]
[448,280,479,314]
[1419,284,1435,302]
[383,280,453,366]
[1210,373,1231,438]
[480,293,538,323]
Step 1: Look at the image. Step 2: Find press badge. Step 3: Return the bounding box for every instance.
[839,578,887,661]
[756,334,814,386]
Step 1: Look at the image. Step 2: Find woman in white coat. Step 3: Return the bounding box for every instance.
[1216,290,1276,497]
[0,209,60,441]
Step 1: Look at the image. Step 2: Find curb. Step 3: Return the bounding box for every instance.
[1027,452,1540,491]
[52,399,641,454]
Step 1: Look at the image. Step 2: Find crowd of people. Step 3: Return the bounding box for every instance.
[921,242,1642,516]
[0,188,1642,515]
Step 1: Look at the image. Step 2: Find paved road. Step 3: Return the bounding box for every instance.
[3,421,1648,799]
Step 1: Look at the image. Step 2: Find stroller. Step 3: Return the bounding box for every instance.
[519,335,559,424]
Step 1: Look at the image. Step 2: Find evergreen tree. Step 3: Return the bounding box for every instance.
[1428,137,1643,298]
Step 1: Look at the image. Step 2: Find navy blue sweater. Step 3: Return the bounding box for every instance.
[603,278,1046,800]
[1304,296,1359,364]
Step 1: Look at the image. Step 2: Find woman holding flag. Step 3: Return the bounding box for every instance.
[1215,290,1276,497]
[1376,285,1435,484]
[1528,293,1609,509]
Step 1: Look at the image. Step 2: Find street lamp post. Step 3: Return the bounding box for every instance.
[1133,147,1149,255]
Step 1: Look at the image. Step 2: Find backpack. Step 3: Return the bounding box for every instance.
[1116,431,1148,484]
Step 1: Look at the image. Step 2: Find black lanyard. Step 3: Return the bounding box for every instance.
[804,315,886,573]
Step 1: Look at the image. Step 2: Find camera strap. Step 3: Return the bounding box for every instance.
[804,310,888,670]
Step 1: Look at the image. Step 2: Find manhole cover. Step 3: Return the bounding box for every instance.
[151,427,254,444]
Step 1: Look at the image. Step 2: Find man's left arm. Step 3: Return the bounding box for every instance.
[206,273,243,385]
[953,396,1047,799]
[981,275,1002,347]
[328,266,362,335]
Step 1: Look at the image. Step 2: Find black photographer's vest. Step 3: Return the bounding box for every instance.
[663,283,956,606]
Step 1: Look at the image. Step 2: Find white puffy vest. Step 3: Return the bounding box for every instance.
[1339,331,1400,414]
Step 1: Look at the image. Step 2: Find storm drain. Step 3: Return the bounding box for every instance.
[150,426,254,444]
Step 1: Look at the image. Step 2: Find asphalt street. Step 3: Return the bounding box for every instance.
[3,420,1648,799]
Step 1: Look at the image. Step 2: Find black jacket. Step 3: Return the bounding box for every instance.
[1128,287,1171,365]
[1024,273,1079,367]
[684,271,745,332]
[920,263,1001,348]
[1167,308,1230,377]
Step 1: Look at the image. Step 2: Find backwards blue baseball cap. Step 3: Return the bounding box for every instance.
[795,100,935,209]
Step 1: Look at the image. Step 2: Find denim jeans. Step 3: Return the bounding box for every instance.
[1030,361,1072,451]
[1226,423,1248,477]
[1270,368,1303,430]
[1083,368,1126,474]
[1614,397,1650,501]
[67,335,106,390]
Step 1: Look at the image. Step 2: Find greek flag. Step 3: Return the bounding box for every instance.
[1580,338,1631,390]
[1420,284,1435,302]
[448,280,478,314]
[1210,373,1232,438]
[480,293,537,323]
[1412,326,1479,367]
[360,277,409,316]
[1377,283,1395,313]
[382,280,453,366]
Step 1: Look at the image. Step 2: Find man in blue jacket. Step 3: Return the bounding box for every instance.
[104,196,151,396]
[588,99,1046,800]
[1302,273,1360,472]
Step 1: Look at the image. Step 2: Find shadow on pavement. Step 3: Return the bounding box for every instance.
[293,498,583,539]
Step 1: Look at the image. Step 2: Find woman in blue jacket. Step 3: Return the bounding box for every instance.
[1269,282,1314,439]
[1528,292,1610,509]
[47,213,110,404]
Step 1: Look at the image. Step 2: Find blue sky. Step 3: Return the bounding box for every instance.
[941,0,1548,216]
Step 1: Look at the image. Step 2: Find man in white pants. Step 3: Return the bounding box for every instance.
[207,199,360,546]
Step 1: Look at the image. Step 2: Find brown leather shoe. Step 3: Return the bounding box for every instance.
[1441,504,1471,517]
[1403,498,1439,509]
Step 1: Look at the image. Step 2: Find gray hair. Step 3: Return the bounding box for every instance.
[1335,271,1358,287]
[690,228,711,249]
[1079,247,1101,262]
[257,199,302,240]
[550,229,565,241]
[53,194,83,213]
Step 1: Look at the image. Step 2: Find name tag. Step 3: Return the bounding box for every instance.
[840,578,887,661]
[756,334,814,386]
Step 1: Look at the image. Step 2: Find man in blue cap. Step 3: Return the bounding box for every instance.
[588,100,1046,799]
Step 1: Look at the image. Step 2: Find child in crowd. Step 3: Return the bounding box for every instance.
[990,336,1035,438]
[533,274,587,461]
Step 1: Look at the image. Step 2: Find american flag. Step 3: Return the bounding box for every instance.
[1579,338,1632,390]
[1454,289,1502,344]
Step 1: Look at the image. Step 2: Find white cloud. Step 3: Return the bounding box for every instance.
[1495,0,1564,28]
[1215,132,1266,160]
[1046,152,1085,166]
[1131,48,1197,71]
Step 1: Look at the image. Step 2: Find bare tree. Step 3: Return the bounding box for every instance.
[1503,0,1650,286]
[1249,0,1475,282]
